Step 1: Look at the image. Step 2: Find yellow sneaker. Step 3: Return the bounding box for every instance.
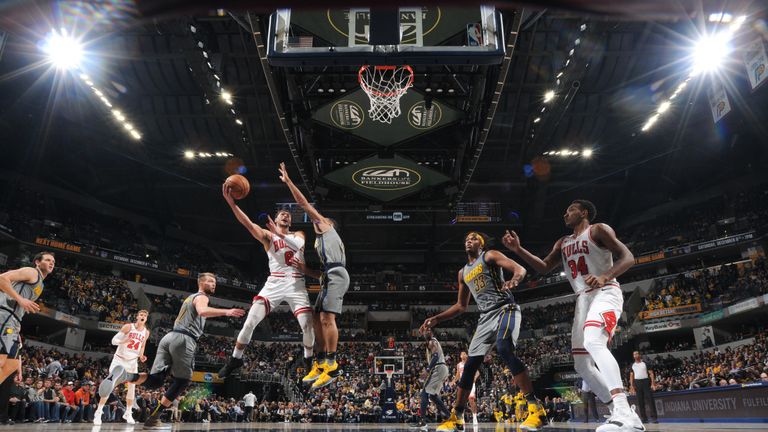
[436,411,465,432]
[310,360,339,390]
[520,402,547,431]
[302,361,324,384]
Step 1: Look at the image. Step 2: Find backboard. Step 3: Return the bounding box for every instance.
[267,6,504,66]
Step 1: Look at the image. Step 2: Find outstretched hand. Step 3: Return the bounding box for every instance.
[502,230,521,252]
[222,183,235,206]
[278,162,292,184]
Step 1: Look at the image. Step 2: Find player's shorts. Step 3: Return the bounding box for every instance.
[110,356,139,374]
[150,331,196,380]
[468,303,521,357]
[424,364,449,394]
[0,312,21,359]
[571,284,623,355]
[315,266,349,315]
[254,277,311,316]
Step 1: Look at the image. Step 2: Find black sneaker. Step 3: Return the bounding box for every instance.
[217,356,244,379]
[409,419,428,429]
[144,417,170,429]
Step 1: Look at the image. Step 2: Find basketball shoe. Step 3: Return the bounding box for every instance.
[302,360,324,384]
[311,360,340,390]
[436,410,465,432]
[520,402,548,431]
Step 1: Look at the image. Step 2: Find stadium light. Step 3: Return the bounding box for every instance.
[657,101,671,114]
[691,32,731,76]
[42,29,83,70]
[533,117,541,123]
[543,90,555,103]
[582,148,593,158]
[184,150,195,159]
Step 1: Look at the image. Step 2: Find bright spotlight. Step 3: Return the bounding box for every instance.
[129,130,141,140]
[691,32,731,76]
[658,101,671,113]
[184,150,195,159]
[543,90,555,103]
[221,91,232,100]
[42,30,83,70]
[582,148,593,158]
[533,117,541,123]
[235,119,243,125]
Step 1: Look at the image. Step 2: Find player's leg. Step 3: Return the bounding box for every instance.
[122,361,139,424]
[144,335,194,428]
[0,330,21,382]
[437,313,493,431]
[587,288,643,432]
[572,294,613,407]
[219,293,273,378]
[310,267,349,390]
[288,290,315,369]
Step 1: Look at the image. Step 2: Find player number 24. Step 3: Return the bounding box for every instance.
[126,339,141,350]
[567,256,589,279]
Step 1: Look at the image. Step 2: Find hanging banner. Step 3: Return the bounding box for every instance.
[312,89,463,146]
[323,154,449,202]
[693,326,716,349]
[743,38,768,91]
[707,81,731,123]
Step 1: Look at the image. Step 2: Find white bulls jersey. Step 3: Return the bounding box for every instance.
[560,225,619,294]
[114,324,148,362]
[267,233,305,285]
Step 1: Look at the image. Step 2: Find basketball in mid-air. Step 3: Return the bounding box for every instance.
[224,174,250,200]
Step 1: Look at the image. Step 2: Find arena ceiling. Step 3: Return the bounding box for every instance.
[1,1,766,258]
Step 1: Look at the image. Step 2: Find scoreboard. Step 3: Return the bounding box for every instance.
[455,202,502,223]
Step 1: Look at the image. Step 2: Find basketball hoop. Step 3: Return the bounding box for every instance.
[358,65,414,124]
[384,364,396,383]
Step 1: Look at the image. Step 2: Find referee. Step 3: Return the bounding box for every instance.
[629,351,658,423]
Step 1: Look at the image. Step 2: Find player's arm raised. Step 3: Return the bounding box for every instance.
[420,269,471,332]
[0,267,41,313]
[502,230,562,275]
[222,183,272,248]
[278,163,333,232]
[193,295,245,319]
[111,323,132,345]
[584,223,634,288]
[484,250,527,291]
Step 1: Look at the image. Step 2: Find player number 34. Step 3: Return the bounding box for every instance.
[567,256,589,279]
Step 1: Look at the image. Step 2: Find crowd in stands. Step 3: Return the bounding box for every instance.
[642,258,767,313]
[623,186,768,256]
[43,268,138,323]
[631,329,768,391]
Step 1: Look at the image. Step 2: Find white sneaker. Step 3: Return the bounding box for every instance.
[596,407,645,432]
[122,411,135,424]
[93,408,103,425]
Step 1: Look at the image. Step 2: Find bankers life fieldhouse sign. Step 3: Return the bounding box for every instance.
[324,154,449,201]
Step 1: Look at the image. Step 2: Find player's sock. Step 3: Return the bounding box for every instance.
[325,351,337,365]
[304,356,313,371]
[316,351,326,364]
[233,346,245,359]
[610,392,630,411]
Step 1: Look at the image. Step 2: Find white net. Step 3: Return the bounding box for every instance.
[358,65,414,124]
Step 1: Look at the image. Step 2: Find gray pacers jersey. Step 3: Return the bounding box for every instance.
[430,337,445,364]
[1,268,44,331]
[173,292,206,339]
[461,251,513,313]
[314,225,346,266]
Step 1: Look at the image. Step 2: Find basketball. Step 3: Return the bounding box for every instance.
[225,174,250,200]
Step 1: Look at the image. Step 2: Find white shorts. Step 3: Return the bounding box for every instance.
[110,356,138,374]
[571,285,623,355]
[254,278,312,316]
